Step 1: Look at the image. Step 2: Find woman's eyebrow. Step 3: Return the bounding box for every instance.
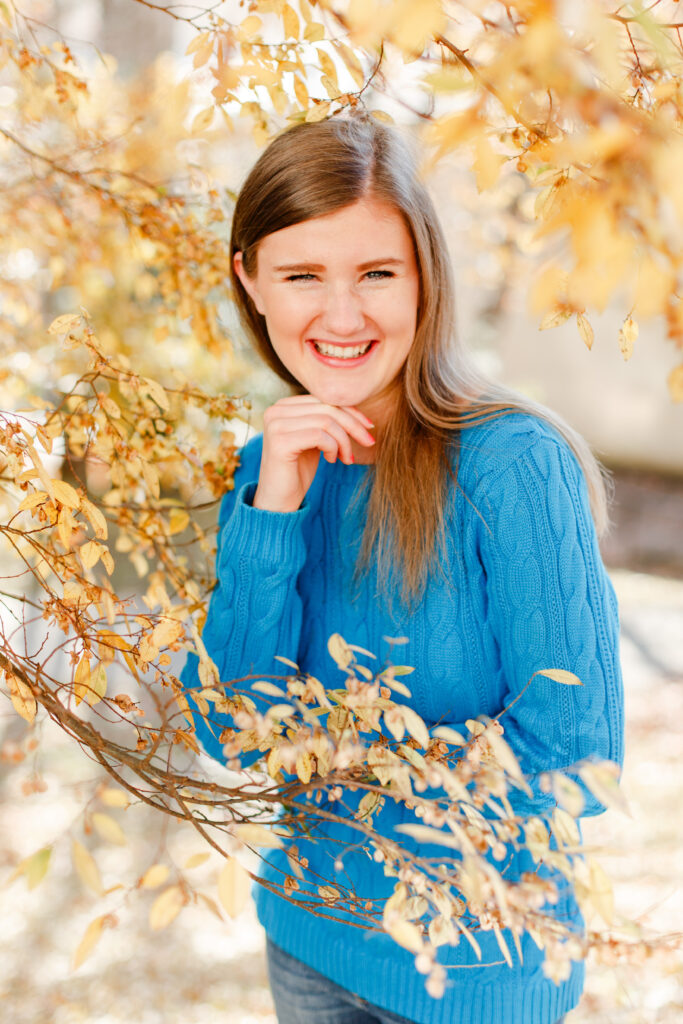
[273,258,406,272]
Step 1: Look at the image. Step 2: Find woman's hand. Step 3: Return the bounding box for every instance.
[253,395,376,513]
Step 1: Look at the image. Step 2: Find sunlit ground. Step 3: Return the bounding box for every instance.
[1,568,681,1024]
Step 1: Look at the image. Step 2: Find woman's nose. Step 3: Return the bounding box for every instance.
[318,284,366,336]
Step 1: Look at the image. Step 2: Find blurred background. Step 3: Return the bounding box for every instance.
[1,2,681,1022]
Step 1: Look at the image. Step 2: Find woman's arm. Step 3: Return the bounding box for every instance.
[472,421,624,819]
[178,438,311,767]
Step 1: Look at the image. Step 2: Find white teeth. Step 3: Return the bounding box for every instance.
[313,341,372,359]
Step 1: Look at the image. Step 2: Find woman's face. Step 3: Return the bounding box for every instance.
[233,196,420,423]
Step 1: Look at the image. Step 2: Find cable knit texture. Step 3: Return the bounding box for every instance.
[179,411,624,1024]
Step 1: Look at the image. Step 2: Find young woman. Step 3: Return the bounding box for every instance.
[180,112,624,1024]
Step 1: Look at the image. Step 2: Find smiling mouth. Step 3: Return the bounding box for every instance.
[310,340,376,360]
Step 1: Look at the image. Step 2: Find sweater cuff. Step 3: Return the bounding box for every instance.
[218,480,311,572]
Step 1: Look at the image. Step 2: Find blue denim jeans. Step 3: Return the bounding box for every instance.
[266,936,568,1024]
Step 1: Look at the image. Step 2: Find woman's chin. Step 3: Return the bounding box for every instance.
[308,383,371,409]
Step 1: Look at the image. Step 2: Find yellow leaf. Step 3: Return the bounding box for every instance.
[492,923,513,968]
[539,309,571,330]
[668,363,683,402]
[233,823,284,849]
[576,313,594,351]
[75,664,107,708]
[238,15,263,40]
[72,915,105,970]
[316,48,338,89]
[17,490,49,512]
[192,106,215,134]
[185,30,212,57]
[81,498,108,539]
[72,839,104,895]
[92,812,127,846]
[151,618,183,649]
[11,846,52,890]
[6,672,37,724]
[282,3,300,39]
[141,863,171,889]
[47,313,81,335]
[551,776,584,819]
[385,917,423,953]
[168,509,190,535]
[473,134,504,192]
[317,885,340,902]
[400,706,430,749]
[96,630,131,654]
[100,549,115,575]
[618,317,638,361]
[327,633,353,670]
[141,461,160,499]
[334,40,365,89]
[536,668,583,686]
[296,751,313,784]
[99,787,130,809]
[149,885,185,930]
[184,852,210,869]
[140,377,170,413]
[578,761,630,816]
[588,857,614,925]
[53,479,80,509]
[304,22,325,43]
[80,540,102,570]
[217,857,251,917]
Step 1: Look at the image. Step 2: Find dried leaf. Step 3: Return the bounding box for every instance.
[80,540,102,570]
[233,823,283,849]
[618,317,638,360]
[72,915,106,970]
[327,633,353,670]
[151,618,183,648]
[53,479,81,509]
[536,668,583,686]
[576,313,594,350]
[296,751,313,784]
[140,864,171,889]
[588,857,614,925]
[385,917,423,953]
[6,672,37,724]
[92,812,127,846]
[192,106,215,134]
[81,498,108,539]
[400,706,430,749]
[149,885,185,930]
[47,313,81,335]
[72,839,103,895]
[12,846,51,890]
[217,857,250,917]
[99,787,130,809]
[668,363,683,402]
[184,852,210,869]
[282,3,300,39]
[17,490,49,512]
[578,761,630,815]
[539,309,571,330]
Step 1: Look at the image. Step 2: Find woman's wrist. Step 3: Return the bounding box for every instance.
[252,485,303,514]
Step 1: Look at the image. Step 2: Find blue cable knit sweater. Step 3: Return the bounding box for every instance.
[179,410,624,1024]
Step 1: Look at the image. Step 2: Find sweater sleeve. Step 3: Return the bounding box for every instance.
[178,438,310,767]
[471,423,624,820]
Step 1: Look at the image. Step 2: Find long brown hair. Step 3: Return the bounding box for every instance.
[229,112,613,610]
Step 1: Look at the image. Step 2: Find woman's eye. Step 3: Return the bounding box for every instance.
[284,269,394,282]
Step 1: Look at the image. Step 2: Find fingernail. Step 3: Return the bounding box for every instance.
[349,454,355,463]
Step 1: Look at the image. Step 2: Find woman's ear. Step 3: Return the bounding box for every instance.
[233,251,265,315]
